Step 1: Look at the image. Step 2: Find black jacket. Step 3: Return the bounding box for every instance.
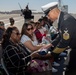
[51,12,76,70]
[52,12,76,49]
[2,40,31,75]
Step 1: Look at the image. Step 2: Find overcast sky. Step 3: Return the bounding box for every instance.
[0,0,76,13]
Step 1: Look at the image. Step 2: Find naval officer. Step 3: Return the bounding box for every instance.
[41,2,76,75]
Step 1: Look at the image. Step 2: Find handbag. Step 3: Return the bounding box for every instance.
[27,59,51,73]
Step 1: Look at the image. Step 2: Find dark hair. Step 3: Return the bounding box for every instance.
[21,23,33,41]
[0,21,4,26]
[42,16,48,21]
[29,21,35,24]
[9,17,15,26]
[48,19,53,26]
[2,26,18,48]
[38,18,43,22]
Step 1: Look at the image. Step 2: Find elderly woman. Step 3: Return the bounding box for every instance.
[1,26,40,75]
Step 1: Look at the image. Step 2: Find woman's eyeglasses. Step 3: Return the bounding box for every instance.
[16,32,21,35]
[27,27,33,31]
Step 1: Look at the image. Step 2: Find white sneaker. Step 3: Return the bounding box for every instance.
[53,62,60,66]
[52,67,58,72]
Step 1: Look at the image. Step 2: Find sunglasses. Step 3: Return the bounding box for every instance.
[27,27,33,31]
[12,32,21,35]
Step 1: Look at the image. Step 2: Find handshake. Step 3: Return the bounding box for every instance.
[22,48,52,61]
[30,48,48,60]
[31,48,52,60]
[38,48,48,55]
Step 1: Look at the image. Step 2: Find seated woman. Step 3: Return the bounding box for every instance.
[1,26,40,75]
[34,22,43,43]
[34,21,51,44]
[20,23,53,74]
[20,23,44,53]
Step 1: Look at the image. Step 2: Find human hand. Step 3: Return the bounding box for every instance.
[31,51,41,59]
[38,48,47,55]
[42,43,54,49]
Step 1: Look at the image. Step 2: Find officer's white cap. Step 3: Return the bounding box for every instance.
[41,2,58,15]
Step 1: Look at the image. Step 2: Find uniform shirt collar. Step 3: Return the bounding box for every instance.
[57,11,61,23]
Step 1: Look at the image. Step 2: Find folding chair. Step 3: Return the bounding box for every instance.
[1,58,9,75]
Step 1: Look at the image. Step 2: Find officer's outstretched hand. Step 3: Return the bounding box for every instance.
[42,43,54,49]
